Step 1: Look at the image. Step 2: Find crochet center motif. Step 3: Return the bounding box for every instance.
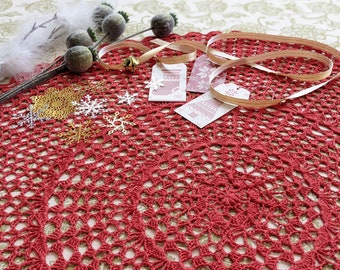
[0,32,339,269]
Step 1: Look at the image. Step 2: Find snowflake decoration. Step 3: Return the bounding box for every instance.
[197,66,211,79]
[13,104,49,128]
[59,120,99,144]
[31,87,84,120]
[144,78,165,92]
[102,112,135,135]
[72,95,108,118]
[196,79,209,91]
[117,91,138,105]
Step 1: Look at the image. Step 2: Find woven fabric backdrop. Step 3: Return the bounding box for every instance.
[0,32,339,269]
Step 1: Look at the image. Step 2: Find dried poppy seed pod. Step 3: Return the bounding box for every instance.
[64,46,93,73]
[66,30,94,48]
[92,2,114,32]
[101,11,129,41]
[151,13,178,38]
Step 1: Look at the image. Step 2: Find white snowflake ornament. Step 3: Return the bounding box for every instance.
[144,79,165,92]
[117,91,138,105]
[72,95,108,118]
[102,111,135,135]
[13,104,49,128]
[197,66,210,79]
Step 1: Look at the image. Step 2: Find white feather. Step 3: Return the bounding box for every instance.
[0,1,114,82]
[0,38,49,82]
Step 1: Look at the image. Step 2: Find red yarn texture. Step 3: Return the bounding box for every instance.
[0,32,339,269]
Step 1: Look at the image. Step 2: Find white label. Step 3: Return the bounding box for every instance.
[175,83,250,128]
[186,55,226,93]
[147,63,187,102]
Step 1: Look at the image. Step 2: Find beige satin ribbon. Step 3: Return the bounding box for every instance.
[98,32,340,108]
[206,32,340,108]
[98,40,197,69]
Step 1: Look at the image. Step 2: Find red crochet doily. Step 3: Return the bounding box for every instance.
[0,32,339,269]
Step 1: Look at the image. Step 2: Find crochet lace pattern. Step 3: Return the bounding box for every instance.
[0,32,339,269]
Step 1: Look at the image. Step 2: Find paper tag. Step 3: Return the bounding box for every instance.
[175,83,250,128]
[186,55,226,93]
[148,63,187,102]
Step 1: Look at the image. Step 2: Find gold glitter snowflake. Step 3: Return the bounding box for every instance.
[59,120,99,144]
[102,112,135,135]
[31,87,85,120]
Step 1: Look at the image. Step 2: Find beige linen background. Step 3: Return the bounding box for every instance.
[0,0,339,49]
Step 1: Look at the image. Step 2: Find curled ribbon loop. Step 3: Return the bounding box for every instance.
[98,32,340,108]
[98,41,150,70]
[207,32,340,108]
[98,40,197,70]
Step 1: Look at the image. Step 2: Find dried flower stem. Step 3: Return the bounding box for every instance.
[0,63,66,103]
